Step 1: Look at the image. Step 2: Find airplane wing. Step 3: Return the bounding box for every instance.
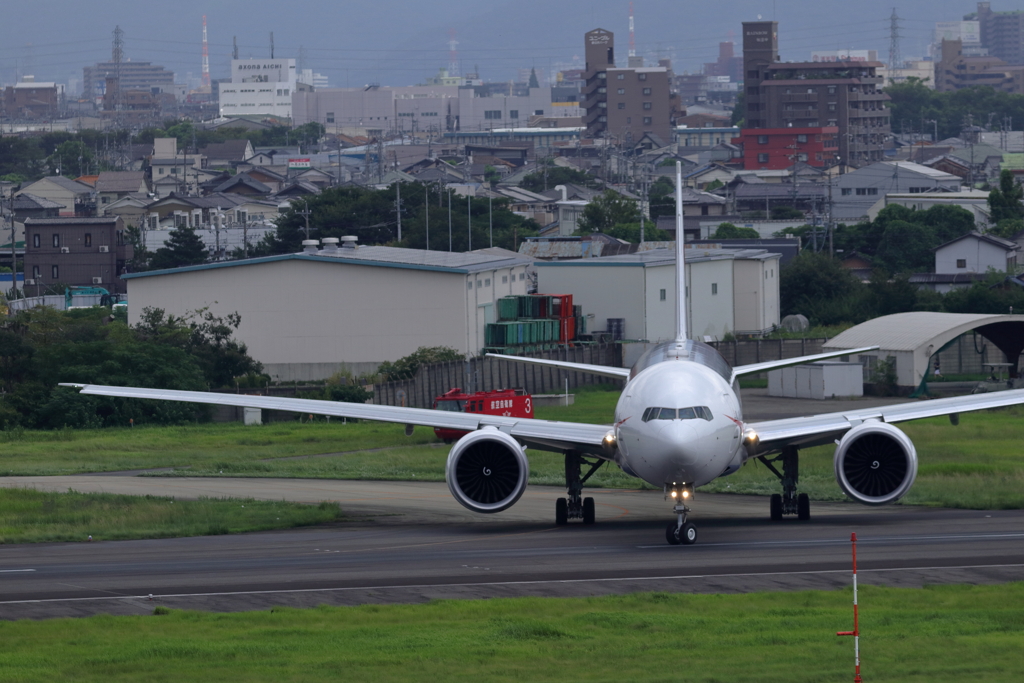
[485,353,631,379]
[59,384,614,457]
[747,387,1024,453]
[731,346,880,381]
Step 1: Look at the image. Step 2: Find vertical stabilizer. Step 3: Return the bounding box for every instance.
[675,162,687,341]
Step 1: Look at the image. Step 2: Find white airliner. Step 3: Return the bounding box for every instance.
[63,165,1024,545]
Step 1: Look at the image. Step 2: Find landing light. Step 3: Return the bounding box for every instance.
[682,490,690,499]
[602,431,617,455]
[670,490,677,498]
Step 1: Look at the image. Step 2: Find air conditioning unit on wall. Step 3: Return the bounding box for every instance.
[25,279,35,285]
[92,277,102,284]
[60,247,70,253]
[98,245,109,253]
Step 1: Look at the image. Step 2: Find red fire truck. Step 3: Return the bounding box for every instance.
[432,387,533,443]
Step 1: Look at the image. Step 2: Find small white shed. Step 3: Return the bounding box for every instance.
[768,361,864,399]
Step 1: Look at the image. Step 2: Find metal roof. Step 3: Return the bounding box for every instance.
[534,246,777,267]
[123,245,532,280]
[825,312,1021,352]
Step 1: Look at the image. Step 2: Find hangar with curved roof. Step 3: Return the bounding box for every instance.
[823,312,1024,387]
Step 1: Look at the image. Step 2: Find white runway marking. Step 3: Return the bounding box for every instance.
[3,563,1023,605]
[0,569,35,573]
[637,532,1024,549]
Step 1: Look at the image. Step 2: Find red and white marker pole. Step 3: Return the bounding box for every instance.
[836,532,862,682]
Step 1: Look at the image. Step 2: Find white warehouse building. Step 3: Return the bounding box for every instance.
[534,246,781,343]
[123,240,532,381]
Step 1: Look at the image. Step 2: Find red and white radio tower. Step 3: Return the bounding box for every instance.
[628,1,636,58]
[201,15,211,89]
[447,28,459,77]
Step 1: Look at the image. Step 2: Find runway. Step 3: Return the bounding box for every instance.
[2,478,1023,620]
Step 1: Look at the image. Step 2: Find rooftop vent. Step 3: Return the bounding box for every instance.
[301,239,320,254]
[341,235,358,250]
[321,237,340,253]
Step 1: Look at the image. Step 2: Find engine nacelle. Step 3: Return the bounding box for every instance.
[834,421,917,506]
[445,427,529,513]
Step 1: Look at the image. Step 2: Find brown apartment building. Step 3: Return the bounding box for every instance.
[582,29,674,142]
[742,21,891,167]
[935,39,1024,94]
[23,217,133,294]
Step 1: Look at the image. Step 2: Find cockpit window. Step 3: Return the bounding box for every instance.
[642,406,714,422]
[435,400,465,412]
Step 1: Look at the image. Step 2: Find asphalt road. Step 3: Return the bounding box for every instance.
[2,478,1023,620]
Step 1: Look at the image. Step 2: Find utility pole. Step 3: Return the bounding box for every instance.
[6,193,16,298]
[395,182,402,242]
[424,183,430,250]
[215,205,221,260]
[467,193,472,251]
[488,195,493,248]
[298,199,312,240]
[447,188,453,251]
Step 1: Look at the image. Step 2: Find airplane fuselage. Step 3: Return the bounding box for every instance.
[613,340,746,489]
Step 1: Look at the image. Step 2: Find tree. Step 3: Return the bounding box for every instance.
[875,220,935,274]
[519,166,596,193]
[149,225,208,270]
[528,68,540,89]
[713,223,760,239]
[771,206,804,220]
[46,140,96,177]
[988,170,1024,224]
[577,191,641,234]
[377,346,464,381]
[779,251,862,325]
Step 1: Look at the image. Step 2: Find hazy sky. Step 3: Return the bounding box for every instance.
[0,1,978,90]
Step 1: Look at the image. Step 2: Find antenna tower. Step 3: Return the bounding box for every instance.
[232,36,239,60]
[628,1,636,58]
[887,8,901,83]
[270,32,274,59]
[447,28,459,77]
[111,26,124,118]
[201,16,211,89]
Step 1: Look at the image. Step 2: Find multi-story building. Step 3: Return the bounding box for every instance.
[82,61,175,102]
[582,28,675,143]
[219,59,310,120]
[733,127,838,170]
[742,21,891,167]
[977,2,1024,65]
[23,217,133,294]
[935,39,1024,94]
[3,78,63,119]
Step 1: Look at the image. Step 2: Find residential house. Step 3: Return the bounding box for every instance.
[199,140,255,169]
[16,177,95,217]
[832,161,961,222]
[94,171,148,209]
[909,231,1019,292]
[23,217,132,293]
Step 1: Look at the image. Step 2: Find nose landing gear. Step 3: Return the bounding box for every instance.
[665,482,697,545]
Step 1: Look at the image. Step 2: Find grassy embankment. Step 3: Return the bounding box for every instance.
[0,488,343,544]
[3,583,1023,681]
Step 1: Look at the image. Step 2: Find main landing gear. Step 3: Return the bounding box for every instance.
[759,446,811,522]
[555,451,603,526]
[665,482,697,545]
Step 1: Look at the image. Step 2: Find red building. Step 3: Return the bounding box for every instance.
[733,126,839,170]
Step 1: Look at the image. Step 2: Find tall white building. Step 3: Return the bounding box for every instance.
[219,59,300,119]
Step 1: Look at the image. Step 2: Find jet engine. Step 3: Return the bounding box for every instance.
[445,428,529,513]
[834,421,917,505]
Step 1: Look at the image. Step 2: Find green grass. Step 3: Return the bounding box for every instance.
[0,488,343,543]
[0,420,437,476]
[2,584,1023,681]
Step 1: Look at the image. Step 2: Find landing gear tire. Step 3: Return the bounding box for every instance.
[666,521,697,545]
[770,493,783,521]
[797,493,810,521]
[555,498,568,526]
[582,497,595,525]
